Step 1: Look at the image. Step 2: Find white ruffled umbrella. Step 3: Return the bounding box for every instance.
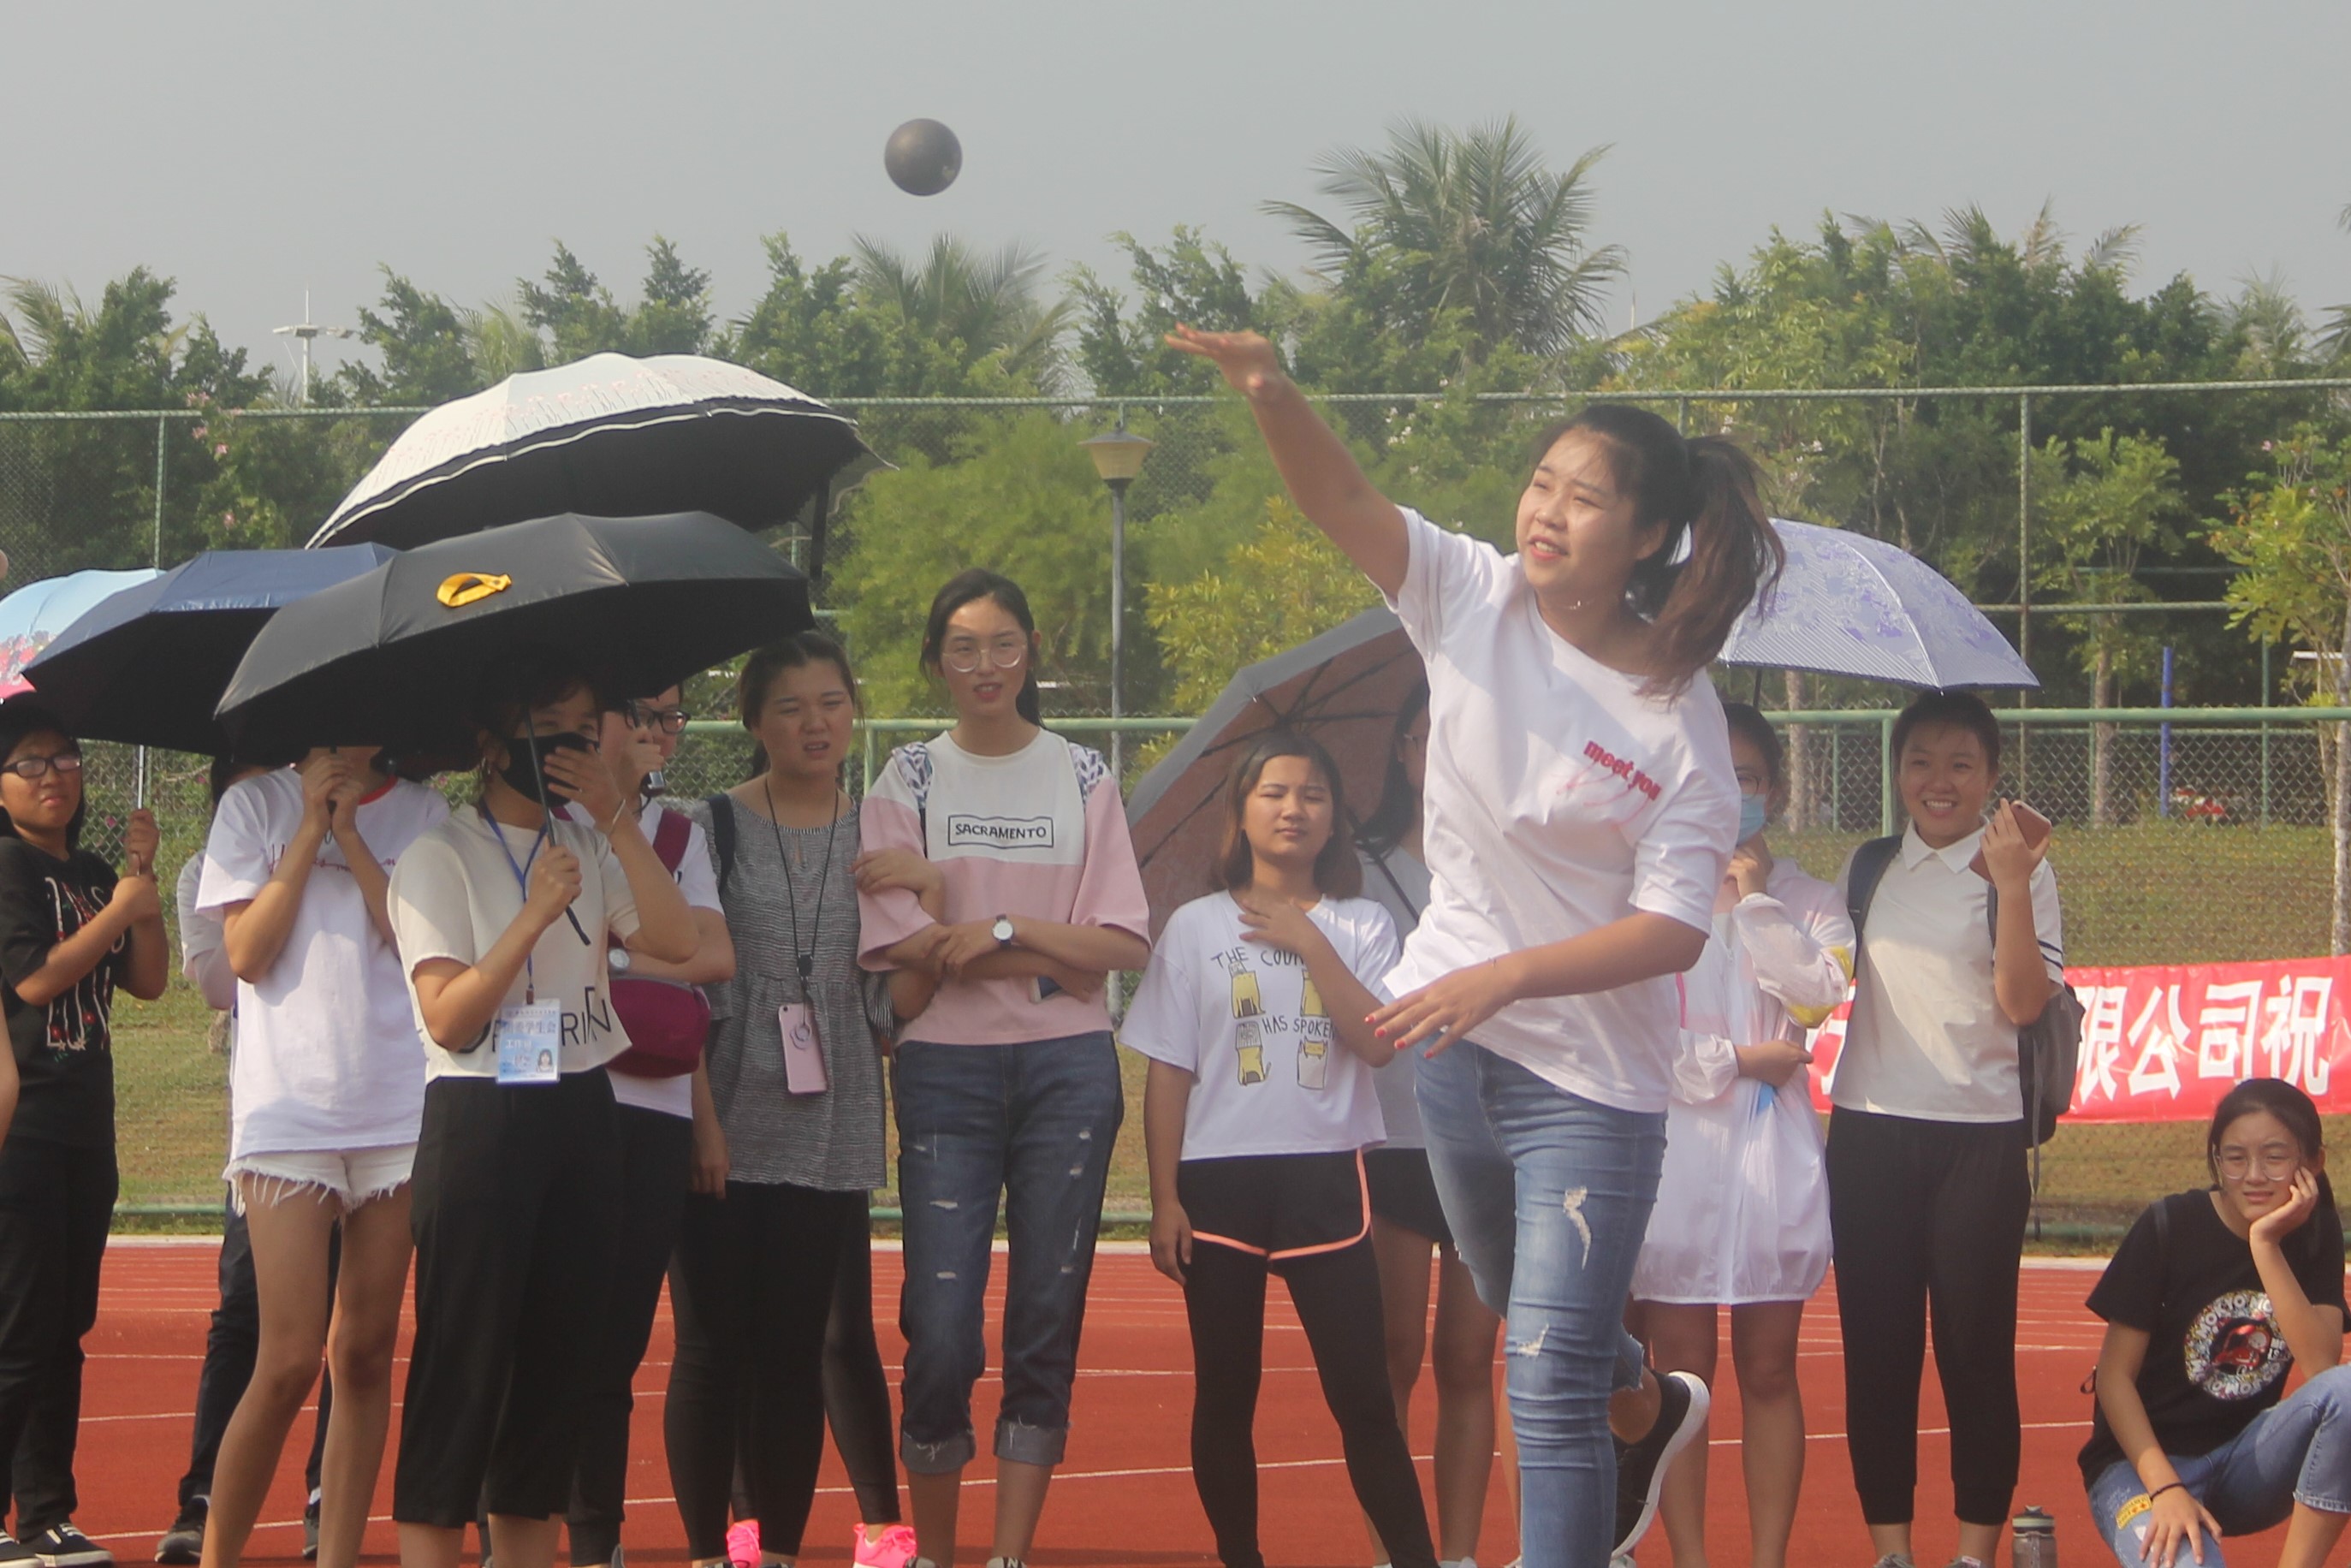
[306,353,879,571]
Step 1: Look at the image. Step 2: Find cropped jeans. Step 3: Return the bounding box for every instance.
[2087,1363,2351,1566]
[892,1034,1123,1475]
[1416,1039,1657,1568]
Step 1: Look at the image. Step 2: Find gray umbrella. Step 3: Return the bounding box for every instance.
[1125,608,1422,938]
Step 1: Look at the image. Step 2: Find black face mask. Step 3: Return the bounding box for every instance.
[498,730,592,805]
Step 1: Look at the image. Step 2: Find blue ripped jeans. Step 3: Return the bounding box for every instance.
[2087,1363,2351,1566]
[1416,1039,1658,1568]
[891,1034,1123,1475]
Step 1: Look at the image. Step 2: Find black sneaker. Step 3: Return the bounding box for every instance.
[1611,1370,1711,1557]
[301,1499,320,1562]
[27,1524,113,1568]
[0,1533,37,1568]
[153,1509,204,1567]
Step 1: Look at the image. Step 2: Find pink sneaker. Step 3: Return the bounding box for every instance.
[852,1523,918,1568]
[725,1519,761,1568]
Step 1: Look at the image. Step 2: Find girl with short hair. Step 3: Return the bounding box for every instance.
[0,704,169,1568]
[386,650,695,1568]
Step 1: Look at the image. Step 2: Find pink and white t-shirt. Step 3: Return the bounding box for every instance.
[858,729,1150,1045]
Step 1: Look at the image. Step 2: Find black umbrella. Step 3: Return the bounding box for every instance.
[1125,607,1423,938]
[219,511,810,757]
[304,353,879,576]
[25,545,396,757]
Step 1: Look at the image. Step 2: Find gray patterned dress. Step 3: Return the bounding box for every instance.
[684,793,890,1192]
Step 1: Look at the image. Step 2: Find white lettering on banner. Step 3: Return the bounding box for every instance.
[2197,981,2265,1083]
[944,815,1055,850]
[2078,984,2129,1103]
[2259,976,2334,1095]
[1806,955,2351,1122]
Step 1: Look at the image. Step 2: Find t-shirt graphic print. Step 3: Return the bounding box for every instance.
[1123,891,1397,1161]
[2183,1290,2289,1401]
[33,876,113,1056]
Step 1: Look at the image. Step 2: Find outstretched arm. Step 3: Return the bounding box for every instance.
[1167,327,1409,597]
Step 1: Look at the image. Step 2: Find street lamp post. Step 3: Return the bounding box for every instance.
[1080,426,1154,777]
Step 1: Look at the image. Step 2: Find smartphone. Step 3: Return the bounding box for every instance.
[1968,800,2052,879]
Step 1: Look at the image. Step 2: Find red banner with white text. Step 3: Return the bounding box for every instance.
[1806,955,2351,1121]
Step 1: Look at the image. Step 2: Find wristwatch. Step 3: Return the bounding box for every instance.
[608,947,632,974]
[992,915,1016,947]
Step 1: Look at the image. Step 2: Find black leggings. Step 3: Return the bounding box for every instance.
[666,1181,860,1559]
[822,1193,899,1527]
[566,1103,692,1565]
[1826,1108,2031,1527]
[1177,1150,1433,1568]
[0,1137,115,1536]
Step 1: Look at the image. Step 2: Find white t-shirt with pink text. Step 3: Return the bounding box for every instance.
[858,729,1150,1045]
[1383,507,1740,1114]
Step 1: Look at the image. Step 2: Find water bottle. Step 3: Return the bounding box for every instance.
[2012,1506,2058,1568]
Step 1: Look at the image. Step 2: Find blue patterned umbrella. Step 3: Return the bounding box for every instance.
[1720,519,2038,690]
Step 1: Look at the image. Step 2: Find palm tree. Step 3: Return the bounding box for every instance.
[1264,116,1627,356]
[849,235,1073,390]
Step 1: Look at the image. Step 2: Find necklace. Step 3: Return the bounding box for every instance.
[761,774,841,994]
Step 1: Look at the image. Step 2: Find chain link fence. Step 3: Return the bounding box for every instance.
[4,394,2343,1238]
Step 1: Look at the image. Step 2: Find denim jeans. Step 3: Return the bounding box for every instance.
[892,1034,1123,1474]
[2087,1363,2351,1566]
[1416,1040,1659,1568]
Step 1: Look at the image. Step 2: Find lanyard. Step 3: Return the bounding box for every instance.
[482,804,545,1003]
[762,777,840,999]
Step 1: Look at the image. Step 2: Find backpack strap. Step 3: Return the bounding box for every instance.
[1843,834,1903,957]
[650,806,692,874]
[704,793,738,900]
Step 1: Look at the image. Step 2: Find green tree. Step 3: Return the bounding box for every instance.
[1070,228,1264,398]
[849,235,1072,395]
[1266,116,1625,358]
[1146,497,1381,713]
[2031,429,2185,820]
[2210,429,2351,949]
[828,413,1113,717]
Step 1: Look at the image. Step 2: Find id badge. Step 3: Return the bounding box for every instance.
[495,1001,563,1085]
[780,1002,828,1095]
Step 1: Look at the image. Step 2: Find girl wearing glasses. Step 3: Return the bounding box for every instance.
[385,650,695,1568]
[858,571,1151,1568]
[0,705,169,1568]
[193,737,447,1568]
[2081,1078,2350,1568]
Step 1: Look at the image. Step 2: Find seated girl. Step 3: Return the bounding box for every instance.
[2081,1077,2349,1568]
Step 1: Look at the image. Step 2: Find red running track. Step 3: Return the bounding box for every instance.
[66,1245,2289,1567]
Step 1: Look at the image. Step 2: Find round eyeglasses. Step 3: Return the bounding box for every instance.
[941,637,1029,675]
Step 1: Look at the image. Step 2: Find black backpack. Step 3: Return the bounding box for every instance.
[1843,835,2084,1164]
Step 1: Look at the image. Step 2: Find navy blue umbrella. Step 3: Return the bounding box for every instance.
[26,545,397,756]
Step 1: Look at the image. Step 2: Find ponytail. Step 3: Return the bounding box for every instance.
[1543,407,1785,696]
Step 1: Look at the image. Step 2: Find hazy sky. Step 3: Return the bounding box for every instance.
[9,0,2348,392]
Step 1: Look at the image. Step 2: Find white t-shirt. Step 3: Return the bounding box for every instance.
[198,771,448,1157]
[1121,890,1398,1161]
[606,802,721,1119]
[1357,846,1430,1149]
[388,805,642,1082]
[1831,823,2067,1122]
[177,854,235,1013]
[1383,507,1739,1114]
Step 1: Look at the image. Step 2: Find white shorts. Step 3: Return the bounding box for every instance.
[223,1143,417,1215]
